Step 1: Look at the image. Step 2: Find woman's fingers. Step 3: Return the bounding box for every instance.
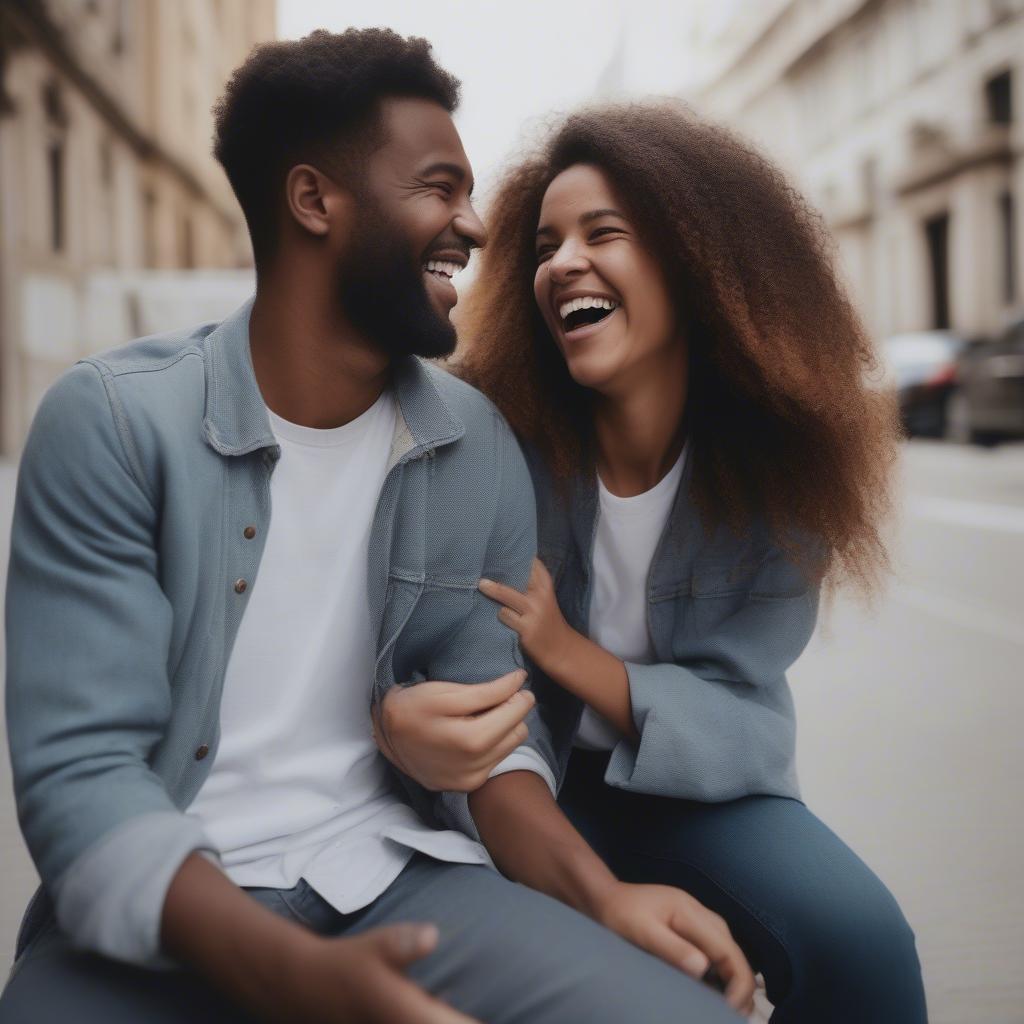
[496,606,523,633]
[436,671,528,716]
[461,691,534,754]
[478,577,529,614]
[473,718,532,773]
[637,922,710,979]
[668,907,755,1013]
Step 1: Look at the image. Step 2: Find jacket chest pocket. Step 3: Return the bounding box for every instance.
[689,560,763,637]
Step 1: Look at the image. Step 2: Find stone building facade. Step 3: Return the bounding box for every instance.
[0,0,275,455]
[693,0,1024,346]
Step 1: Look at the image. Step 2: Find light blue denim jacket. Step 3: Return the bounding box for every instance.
[522,446,819,800]
[5,299,544,967]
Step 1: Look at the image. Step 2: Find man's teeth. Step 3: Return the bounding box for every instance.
[424,260,462,279]
[559,297,620,321]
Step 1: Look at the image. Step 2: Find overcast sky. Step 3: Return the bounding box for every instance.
[277,1,713,203]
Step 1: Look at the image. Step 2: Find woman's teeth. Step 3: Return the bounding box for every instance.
[424,260,461,280]
[558,296,619,321]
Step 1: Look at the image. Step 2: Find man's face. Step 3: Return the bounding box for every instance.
[336,96,487,360]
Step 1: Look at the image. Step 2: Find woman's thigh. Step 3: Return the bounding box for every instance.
[559,755,927,1023]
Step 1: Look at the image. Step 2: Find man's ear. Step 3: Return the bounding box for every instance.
[284,163,353,241]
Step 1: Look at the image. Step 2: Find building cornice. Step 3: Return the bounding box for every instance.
[895,134,1017,197]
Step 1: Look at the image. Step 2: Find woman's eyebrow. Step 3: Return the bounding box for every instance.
[536,208,627,237]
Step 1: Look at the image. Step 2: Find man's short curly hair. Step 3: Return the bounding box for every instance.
[213,28,461,264]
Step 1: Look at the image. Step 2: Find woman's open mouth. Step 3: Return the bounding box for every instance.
[559,297,621,339]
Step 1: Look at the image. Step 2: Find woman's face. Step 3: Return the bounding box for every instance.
[533,163,681,394]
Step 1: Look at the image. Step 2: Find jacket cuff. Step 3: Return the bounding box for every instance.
[52,811,216,968]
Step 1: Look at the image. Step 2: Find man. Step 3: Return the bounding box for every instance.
[1,28,751,1023]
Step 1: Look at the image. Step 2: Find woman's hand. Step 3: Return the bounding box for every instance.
[480,559,639,741]
[372,671,535,792]
[478,559,574,676]
[593,881,756,1017]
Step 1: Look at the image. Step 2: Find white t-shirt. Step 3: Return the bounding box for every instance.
[575,447,687,751]
[187,391,492,911]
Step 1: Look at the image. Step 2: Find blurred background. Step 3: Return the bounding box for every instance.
[0,1,1021,1022]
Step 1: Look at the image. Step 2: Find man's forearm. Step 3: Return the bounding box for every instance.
[468,770,617,919]
[162,852,311,1009]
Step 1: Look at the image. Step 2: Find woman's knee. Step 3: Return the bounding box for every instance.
[785,878,926,1019]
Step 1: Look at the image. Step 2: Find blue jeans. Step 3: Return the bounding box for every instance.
[559,749,928,1024]
[0,853,741,1023]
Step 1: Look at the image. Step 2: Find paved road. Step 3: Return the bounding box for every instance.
[1,441,1022,1022]
[790,440,1024,1024]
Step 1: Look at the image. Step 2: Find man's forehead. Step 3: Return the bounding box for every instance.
[375,96,471,173]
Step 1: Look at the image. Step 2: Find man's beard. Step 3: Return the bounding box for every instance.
[336,203,458,360]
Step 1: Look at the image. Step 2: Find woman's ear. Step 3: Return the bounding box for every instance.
[284,163,354,241]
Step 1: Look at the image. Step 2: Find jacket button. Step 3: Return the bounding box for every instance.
[195,744,209,760]
[243,526,256,540]
[234,578,248,594]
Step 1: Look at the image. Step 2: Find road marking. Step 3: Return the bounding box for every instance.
[906,496,1024,534]
[894,584,1024,647]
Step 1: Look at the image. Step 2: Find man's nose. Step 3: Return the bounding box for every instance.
[454,203,488,251]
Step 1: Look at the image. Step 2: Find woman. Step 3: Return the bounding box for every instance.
[458,102,927,1022]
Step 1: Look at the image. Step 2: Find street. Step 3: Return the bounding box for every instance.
[0,440,1022,1022]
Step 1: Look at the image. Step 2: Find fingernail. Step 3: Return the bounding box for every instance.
[479,578,492,588]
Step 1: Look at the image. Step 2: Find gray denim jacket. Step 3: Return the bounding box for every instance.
[523,446,819,801]
[5,299,542,967]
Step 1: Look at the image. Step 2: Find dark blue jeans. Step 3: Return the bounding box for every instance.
[559,749,928,1024]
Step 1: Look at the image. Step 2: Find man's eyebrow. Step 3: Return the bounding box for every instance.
[419,161,475,197]
[536,208,627,237]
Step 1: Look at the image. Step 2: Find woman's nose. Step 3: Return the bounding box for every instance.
[548,244,589,283]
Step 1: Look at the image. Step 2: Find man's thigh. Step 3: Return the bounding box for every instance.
[0,921,253,1024]
[352,854,741,1024]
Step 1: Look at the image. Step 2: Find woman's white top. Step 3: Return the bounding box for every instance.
[575,446,687,751]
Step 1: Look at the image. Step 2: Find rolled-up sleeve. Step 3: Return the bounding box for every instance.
[427,417,559,838]
[605,550,819,801]
[5,362,213,966]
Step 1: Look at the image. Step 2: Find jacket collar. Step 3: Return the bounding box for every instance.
[201,295,465,459]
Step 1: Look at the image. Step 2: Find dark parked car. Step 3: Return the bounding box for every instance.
[881,331,966,438]
[948,317,1024,445]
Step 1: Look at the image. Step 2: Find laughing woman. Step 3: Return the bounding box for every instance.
[457,103,927,1023]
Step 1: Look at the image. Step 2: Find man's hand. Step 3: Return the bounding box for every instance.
[264,924,479,1024]
[163,853,478,1024]
[372,670,535,792]
[593,881,756,1017]
[478,559,574,676]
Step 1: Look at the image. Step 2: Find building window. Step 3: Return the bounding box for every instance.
[925,212,950,329]
[985,69,1012,125]
[48,141,65,252]
[1000,191,1016,304]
